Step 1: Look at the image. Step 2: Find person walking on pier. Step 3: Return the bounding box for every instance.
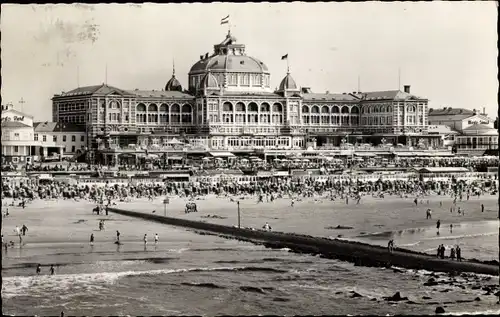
[387,239,394,253]
[456,245,462,262]
[450,247,456,260]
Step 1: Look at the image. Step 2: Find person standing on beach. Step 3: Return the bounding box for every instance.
[436,220,441,233]
[481,203,484,212]
[36,264,41,275]
[90,233,94,247]
[144,234,148,247]
[154,233,159,246]
[116,230,120,243]
[21,224,28,236]
[426,209,432,219]
[449,224,453,233]
[50,264,55,275]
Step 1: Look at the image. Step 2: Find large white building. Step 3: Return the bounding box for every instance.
[51,31,436,165]
[1,104,63,164]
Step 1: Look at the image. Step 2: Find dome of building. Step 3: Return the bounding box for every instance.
[189,32,269,76]
[279,73,298,91]
[190,54,269,74]
[200,71,219,89]
[165,75,182,92]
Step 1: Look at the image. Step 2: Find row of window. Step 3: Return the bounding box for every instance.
[60,115,85,123]
[136,103,192,113]
[136,113,193,123]
[57,103,87,112]
[34,134,84,142]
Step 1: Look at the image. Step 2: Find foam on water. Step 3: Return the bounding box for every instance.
[1,266,287,299]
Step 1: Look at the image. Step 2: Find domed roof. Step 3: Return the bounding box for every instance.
[165,75,182,92]
[189,32,269,75]
[279,73,298,91]
[200,72,219,89]
[190,54,269,74]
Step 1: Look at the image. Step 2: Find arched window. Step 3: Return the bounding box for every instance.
[181,104,192,123]
[321,106,330,114]
[350,106,359,114]
[160,104,168,112]
[223,102,233,112]
[331,106,340,114]
[260,103,270,112]
[171,104,180,123]
[341,106,350,114]
[302,106,310,113]
[311,106,320,114]
[235,102,245,112]
[148,104,158,112]
[247,102,258,123]
[136,103,146,112]
[272,103,283,113]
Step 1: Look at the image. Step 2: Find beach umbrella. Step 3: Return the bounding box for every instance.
[302,159,310,162]
[202,157,211,161]
[273,158,281,161]
[240,158,249,162]
[215,157,223,161]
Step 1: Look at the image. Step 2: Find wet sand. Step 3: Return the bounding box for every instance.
[119,193,498,241]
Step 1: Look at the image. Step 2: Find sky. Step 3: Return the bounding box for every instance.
[1,2,498,121]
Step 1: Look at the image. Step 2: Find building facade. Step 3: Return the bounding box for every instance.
[52,31,433,155]
[34,122,87,156]
[1,104,62,164]
[428,107,498,155]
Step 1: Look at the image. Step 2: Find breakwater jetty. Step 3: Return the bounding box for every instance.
[108,207,499,276]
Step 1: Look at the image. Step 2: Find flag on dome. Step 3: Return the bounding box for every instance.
[281,54,288,60]
[221,15,229,25]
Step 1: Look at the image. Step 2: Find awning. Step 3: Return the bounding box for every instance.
[354,153,376,157]
[394,152,415,157]
[168,156,183,160]
[209,152,235,158]
[163,174,190,178]
[375,152,393,156]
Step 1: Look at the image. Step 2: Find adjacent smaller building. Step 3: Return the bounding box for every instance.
[428,107,498,155]
[34,122,87,156]
[1,104,63,164]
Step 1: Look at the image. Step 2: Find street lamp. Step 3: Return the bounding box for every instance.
[237,200,241,229]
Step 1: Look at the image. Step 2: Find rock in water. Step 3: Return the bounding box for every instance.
[350,291,363,298]
[435,307,445,314]
[384,292,408,301]
[474,297,481,301]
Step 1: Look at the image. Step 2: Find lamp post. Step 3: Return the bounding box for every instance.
[237,200,241,229]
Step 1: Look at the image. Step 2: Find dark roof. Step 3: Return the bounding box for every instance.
[34,122,85,133]
[428,107,474,116]
[303,93,358,101]
[127,90,194,99]
[279,73,298,91]
[222,91,283,97]
[1,121,31,128]
[359,90,425,101]
[165,75,183,92]
[55,84,137,97]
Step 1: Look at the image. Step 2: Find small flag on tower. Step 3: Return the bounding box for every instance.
[221,15,229,25]
[281,54,288,60]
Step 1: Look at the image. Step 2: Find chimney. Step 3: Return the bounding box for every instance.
[326,90,330,94]
[404,85,410,93]
[200,55,203,60]
[483,107,486,115]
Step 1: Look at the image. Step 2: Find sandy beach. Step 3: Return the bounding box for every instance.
[2,194,499,316]
[119,193,498,240]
